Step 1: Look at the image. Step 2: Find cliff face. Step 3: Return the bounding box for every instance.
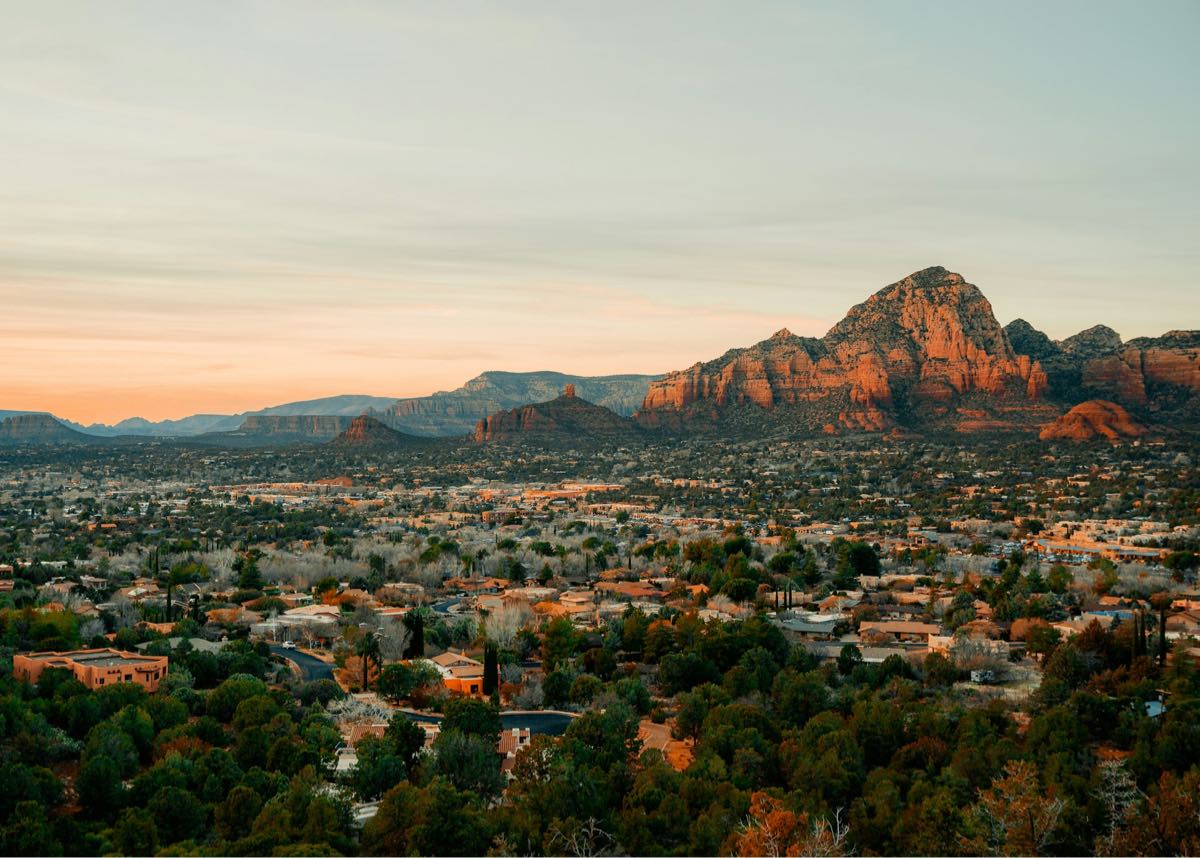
[1039,400,1145,441]
[0,413,94,445]
[474,387,641,444]
[383,371,659,436]
[638,267,1051,433]
[236,415,352,439]
[1079,332,1200,410]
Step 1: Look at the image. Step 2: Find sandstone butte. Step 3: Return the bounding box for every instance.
[332,415,424,447]
[473,384,641,443]
[635,266,1053,433]
[1038,400,1145,442]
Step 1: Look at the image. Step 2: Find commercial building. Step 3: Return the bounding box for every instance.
[13,648,170,692]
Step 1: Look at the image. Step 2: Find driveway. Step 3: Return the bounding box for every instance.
[271,645,335,682]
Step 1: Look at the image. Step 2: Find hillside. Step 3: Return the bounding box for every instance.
[473,385,643,444]
[381,371,659,436]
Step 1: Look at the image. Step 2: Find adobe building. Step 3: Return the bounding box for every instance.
[13,648,169,692]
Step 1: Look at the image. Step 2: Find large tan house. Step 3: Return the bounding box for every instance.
[13,648,170,692]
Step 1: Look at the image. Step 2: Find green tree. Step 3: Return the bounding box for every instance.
[78,756,123,819]
[483,641,499,696]
[441,698,501,746]
[355,632,383,691]
[112,807,159,856]
[542,616,579,672]
[215,785,263,841]
[431,731,505,798]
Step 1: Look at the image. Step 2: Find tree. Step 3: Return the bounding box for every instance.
[837,644,863,676]
[0,801,60,855]
[234,550,264,591]
[355,632,382,691]
[215,785,263,841]
[112,807,159,856]
[838,542,880,581]
[377,661,440,704]
[732,791,849,857]
[1094,760,1140,856]
[483,641,499,696]
[403,611,426,658]
[542,616,579,672]
[351,736,414,802]
[78,756,123,819]
[361,779,490,857]
[207,674,269,722]
[961,759,1064,856]
[431,731,505,798]
[384,715,426,777]
[148,785,207,845]
[1151,591,1172,668]
[442,697,501,746]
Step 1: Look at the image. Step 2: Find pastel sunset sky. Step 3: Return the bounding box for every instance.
[2,1,1197,424]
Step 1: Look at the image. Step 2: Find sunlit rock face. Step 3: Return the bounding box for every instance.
[637,266,1052,434]
[1039,400,1145,441]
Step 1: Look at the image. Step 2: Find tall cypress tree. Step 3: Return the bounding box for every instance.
[404,611,425,659]
[483,642,499,695]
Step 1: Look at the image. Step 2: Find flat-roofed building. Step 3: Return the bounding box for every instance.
[13,648,169,692]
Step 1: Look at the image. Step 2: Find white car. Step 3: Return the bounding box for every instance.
[281,641,297,650]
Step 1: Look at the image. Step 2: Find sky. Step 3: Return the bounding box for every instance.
[1,1,1197,424]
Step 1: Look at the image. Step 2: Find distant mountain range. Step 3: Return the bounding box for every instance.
[375,371,659,436]
[0,373,661,446]
[3,267,1197,447]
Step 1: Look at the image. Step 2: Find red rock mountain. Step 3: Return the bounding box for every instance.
[1079,332,1200,411]
[1003,321,1200,420]
[332,415,427,447]
[474,386,641,443]
[637,267,1052,433]
[1039,400,1145,441]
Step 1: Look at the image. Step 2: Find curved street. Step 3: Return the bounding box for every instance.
[400,708,577,736]
[270,645,336,682]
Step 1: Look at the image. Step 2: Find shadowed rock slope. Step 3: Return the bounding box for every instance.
[474,385,642,444]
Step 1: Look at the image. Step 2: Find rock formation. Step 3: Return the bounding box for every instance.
[1079,331,1200,411]
[0,413,95,445]
[223,415,350,444]
[381,371,659,437]
[474,388,641,444]
[637,267,1053,433]
[1004,319,1060,362]
[1039,400,1145,441]
[332,416,428,448]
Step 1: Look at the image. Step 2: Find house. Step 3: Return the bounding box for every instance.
[857,620,942,642]
[499,727,532,777]
[425,651,486,696]
[774,614,840,639]
[13,648,169,692]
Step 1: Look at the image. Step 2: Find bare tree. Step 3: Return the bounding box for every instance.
[481,601,534,648]
[547,817,617,858]
[1095,760,1142,856]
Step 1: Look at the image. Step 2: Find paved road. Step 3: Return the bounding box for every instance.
[430,597,461,614]
[400,708,576,736]
[271,645,335,682]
